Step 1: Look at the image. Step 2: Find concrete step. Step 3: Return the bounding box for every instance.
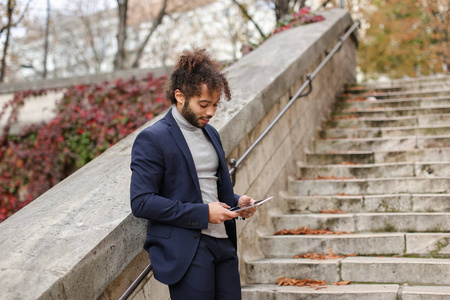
[245,257,450,285]
[245,258,341,284]
[332,105,450,119]
[326,113,450,128]
[242,284,401,300]
[271,212,450,232]
[345,75,450,92]
[326,115,419,128]
[306,148,450,165]
[406,233,450,257]
[342,96,450,110]
[279,191,450,213]
[342,89,450,101]
[259,233,405,257]
[402,285,450,300]
[320,125,450,139]
[258,232,450,257]
[297,161,450,179]
[341,257,450,285]
[242,77,450,299]
[313,135,450,152]
[288,176,449,196]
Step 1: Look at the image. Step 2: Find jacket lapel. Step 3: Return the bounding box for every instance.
[204,125,228,172]
[165,108,202,199]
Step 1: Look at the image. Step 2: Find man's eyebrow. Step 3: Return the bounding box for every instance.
[198,99,221,104]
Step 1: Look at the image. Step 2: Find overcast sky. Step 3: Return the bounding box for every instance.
[23,0,116,18]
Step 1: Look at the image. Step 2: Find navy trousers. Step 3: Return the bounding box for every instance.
[169,234,241,300]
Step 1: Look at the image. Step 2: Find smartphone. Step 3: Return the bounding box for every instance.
[229,196,273,212]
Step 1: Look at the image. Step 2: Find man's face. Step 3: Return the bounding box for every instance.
[176,84,221,128]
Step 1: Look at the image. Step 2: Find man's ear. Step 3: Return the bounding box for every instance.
[174,89,185,105]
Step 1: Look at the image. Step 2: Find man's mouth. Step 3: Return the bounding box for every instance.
[200,117,211,124]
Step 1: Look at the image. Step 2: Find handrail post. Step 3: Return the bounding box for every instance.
[298,74,312,98]
[229,158,237,186]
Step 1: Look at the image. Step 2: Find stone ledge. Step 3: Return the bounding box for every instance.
[0,66,171,94]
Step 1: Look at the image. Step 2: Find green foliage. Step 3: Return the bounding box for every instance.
[0,73,170,222]
[358,0,448,79]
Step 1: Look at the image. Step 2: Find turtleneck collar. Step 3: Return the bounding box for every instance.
[172,105,199,132]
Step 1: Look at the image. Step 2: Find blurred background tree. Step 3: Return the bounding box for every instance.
[0,0,31,82]
[0,0,448,82]
[357,0,449,79]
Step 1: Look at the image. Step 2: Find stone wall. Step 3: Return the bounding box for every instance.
[0,8,356,300]
[0,66,171,94]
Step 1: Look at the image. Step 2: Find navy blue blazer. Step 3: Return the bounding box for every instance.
[130,108,240,285]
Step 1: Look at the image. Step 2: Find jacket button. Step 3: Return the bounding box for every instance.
[194,234,200,239]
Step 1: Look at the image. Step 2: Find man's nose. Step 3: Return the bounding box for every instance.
[206,107,215,117]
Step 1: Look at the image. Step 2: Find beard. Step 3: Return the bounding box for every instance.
[182,100,207,128]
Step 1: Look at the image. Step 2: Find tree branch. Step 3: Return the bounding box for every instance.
[131,0,168,68]
[0,0,32,36]
[231,0,267,39]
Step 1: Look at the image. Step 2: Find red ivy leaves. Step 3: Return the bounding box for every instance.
[0,73,170,222]
[273,7,325,34]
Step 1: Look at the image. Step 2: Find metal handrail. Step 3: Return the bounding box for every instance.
[229,20,359,185]
[119,20,359,300]
[118,263,153,300]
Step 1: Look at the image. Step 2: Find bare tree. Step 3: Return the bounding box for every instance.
[114,0,128,70]
[274,0,290,22]
[131,0,168,68]
[320,0,333,8]
[270,0,313,23]
[0,0,15,82]
[231,0,267,39]
[42,0,50,78]
[0,0,32,82]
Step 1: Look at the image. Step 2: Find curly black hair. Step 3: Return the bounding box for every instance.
[166,48,231,104]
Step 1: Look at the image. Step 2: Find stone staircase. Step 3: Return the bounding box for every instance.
[242,75,450,299]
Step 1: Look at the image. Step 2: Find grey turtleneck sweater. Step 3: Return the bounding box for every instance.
[172,107,228,238]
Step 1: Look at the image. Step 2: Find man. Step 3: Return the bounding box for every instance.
[130,48,256,300]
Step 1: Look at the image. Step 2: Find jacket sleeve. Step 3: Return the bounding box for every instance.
[130,128,209,230]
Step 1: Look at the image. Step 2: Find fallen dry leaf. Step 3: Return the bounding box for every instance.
[339,161,361,165]
[277,277,327,287]
[293,245,349,260]
[317,175,354,180]
[332,281,351,286]
[320,209,347,214]
[331,114,358,121]
[276,277,351,288]
[274,226,351,235]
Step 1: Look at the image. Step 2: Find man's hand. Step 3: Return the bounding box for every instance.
[237,195,257,218]
[208,202,239,224]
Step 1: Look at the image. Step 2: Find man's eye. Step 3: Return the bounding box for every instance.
[200,104,207,108]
